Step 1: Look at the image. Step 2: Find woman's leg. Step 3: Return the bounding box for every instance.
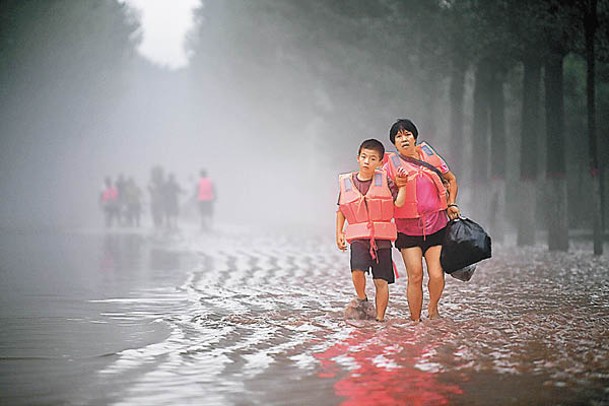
[424,245,445,319]
[400,247,424,321]
[373,278,389,321]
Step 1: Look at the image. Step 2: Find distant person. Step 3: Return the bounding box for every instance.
[336,139,406,322]
[115,174,128,225]
[162,173,184,230]
[196,169,216,231]
[384,119,460,322]
[99,176,119,228]
[124,177,142,227]
[148,166,165,228]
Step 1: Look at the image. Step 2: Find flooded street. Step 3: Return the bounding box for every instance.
[1,226,608,405]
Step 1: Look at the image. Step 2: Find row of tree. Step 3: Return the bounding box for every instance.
[1,1,607,252]
[190,0,609,254]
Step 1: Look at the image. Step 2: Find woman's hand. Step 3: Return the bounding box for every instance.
[447,204,461,220]
[395,167,408,188]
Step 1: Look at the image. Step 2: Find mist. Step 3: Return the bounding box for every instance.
[1,0,608,241]
[3,3,609,404]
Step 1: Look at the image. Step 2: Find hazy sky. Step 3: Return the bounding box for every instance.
[122,0,201,70]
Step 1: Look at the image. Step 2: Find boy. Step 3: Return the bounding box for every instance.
[336,139,405,322]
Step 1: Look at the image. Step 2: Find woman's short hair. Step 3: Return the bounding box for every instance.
[389,119,419,144]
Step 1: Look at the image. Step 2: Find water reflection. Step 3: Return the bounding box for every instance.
[98,233,144,274]
[2,229,608,405]
[315,322,463,405]
[150,247,180,271]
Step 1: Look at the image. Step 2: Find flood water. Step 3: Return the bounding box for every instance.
[1,226,608,405]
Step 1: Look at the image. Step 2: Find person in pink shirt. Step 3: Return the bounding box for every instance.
[384,119,461,322]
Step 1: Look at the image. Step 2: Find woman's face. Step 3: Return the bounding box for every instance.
[394,129,416,155]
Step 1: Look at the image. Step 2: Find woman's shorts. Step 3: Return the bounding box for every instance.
[394,227,446,255]
[349,240,394,284]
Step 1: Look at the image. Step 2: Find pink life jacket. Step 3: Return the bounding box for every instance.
[102,187,118,202]
[385,142,448,219]
[338,170,397,244]
[197,178,214,201]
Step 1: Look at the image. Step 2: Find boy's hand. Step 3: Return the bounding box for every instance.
[336,232,347,251]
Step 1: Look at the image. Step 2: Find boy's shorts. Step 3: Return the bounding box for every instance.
[394,227,446,255]
[349,240,394,284]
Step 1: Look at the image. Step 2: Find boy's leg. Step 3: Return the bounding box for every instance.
[373,279,389,321]
[351,270,367,300]
[400,247,424,321]
[424,245,445,319]
[370,247,394,321]
[350,241,370,301]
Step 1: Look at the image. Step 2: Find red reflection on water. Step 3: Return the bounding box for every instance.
[314,324,463,405]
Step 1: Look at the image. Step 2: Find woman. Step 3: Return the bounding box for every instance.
[384,119,460,322]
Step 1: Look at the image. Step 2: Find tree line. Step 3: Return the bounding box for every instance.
[1,1,607,253]
[191,0,609,254]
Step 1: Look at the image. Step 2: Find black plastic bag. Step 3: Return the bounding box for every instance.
[449,264,477,282]
[441,217,492,277]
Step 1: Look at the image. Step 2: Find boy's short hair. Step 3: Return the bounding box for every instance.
[389,119,419,144]
[358,138,385,159]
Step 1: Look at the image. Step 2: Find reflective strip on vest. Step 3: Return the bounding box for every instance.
[344,177,353,192]
[374,172,383,187]
[420,143,434,157]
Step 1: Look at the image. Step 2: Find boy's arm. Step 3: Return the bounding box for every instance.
[336,210,347,251]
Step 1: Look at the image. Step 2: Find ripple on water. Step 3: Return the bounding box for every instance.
[92,233,609,405]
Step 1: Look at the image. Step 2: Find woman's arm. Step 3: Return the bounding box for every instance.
[443,170,460,219]
[395,186,406,207]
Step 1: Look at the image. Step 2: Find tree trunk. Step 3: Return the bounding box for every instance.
[449,58,467,177]
[471,58,492,225]
[489,64,507,242]
[518,54,542,246]
[544,50,569,251]
[584,0,603,255]
[421,71,441,144]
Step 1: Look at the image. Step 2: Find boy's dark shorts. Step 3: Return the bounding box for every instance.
[349,239,394,284]
[394,227,446,255]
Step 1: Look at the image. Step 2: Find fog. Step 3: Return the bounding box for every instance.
[0,1,421,232]
[1,1,606,238]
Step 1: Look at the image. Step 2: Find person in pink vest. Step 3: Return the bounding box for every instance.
[336,139,406,322]
[196,169,216,231]
[99,176,119,228]
[384,119,461,322]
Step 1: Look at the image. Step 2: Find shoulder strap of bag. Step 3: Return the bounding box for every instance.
[399,153,446,181]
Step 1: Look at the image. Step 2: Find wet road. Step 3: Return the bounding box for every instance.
[1,227,608,405]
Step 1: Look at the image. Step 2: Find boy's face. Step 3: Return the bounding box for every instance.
[357,148,382,173]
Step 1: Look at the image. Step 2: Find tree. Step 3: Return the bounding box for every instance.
[583,0,603,254]
[509,1,547,246]
[517,51,543,246]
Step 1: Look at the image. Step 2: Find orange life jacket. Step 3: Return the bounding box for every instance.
[386,142,448,219]
[102,187,118,202]
[338,170,397,243]
[197,178,214,201]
